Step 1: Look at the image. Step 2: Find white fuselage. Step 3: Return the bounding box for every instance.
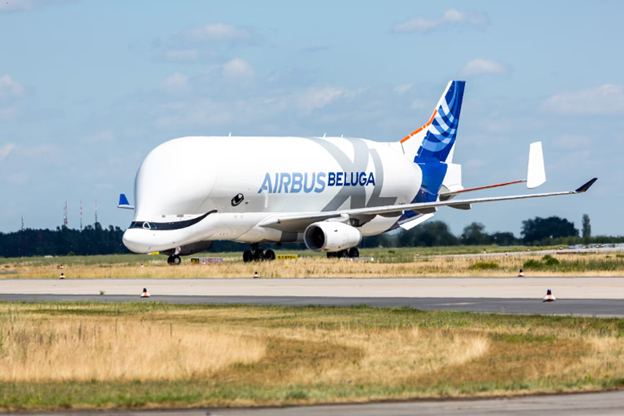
[122,136,424,253]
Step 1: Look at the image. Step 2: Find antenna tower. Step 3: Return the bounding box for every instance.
[21,216,24,231]
[64,201,68,227]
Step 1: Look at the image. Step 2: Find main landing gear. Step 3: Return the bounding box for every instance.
[243,244,276,262]
[167,255,181,265]
[327,247,359,259]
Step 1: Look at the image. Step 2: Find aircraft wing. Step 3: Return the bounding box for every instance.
[260,178,597,230]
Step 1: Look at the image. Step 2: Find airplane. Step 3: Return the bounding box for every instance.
[119,80,597,265]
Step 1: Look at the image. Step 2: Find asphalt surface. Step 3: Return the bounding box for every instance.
[1,294,623,317]
[3,277,624,299]
[13,391,624,415]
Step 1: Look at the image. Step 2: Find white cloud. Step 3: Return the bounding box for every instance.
[159,73,190,95]
[0,75,24,100]
[543,84,624,115]
[222,58,254,80]
[0,0,37,11]
[164,49,198,62]
[181,23,251,42]
[293,87,359,113]
[460,59,509,77]
[0,0,69,12]
[393,8,489,33]
[153,84,363,128]
[0,142,16,160]
[393,84,413,94]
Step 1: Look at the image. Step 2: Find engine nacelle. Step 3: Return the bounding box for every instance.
[304,222,362,252]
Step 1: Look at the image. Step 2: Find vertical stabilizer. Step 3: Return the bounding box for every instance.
[400,80,466,163]
[527,142,546,189]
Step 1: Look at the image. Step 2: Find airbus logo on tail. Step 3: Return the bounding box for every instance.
[258,172,376,194]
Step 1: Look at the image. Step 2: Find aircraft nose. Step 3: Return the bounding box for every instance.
[122,229,150,253]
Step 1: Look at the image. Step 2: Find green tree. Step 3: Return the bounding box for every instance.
[398,221,458,247]
[582,214,591,242]
[460,222,491,245]
[521,216,579,244]
[490,231,518,246]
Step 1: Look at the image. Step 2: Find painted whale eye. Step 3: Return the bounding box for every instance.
[231,193,244,207]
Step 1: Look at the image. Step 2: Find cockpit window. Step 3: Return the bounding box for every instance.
[142,222,151,230]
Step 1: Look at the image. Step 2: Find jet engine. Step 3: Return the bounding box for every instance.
[304,221,362,252]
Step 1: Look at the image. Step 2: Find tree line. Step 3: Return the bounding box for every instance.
[0,215,621,258]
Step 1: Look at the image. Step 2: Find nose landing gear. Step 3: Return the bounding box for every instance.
[167,255,182,265]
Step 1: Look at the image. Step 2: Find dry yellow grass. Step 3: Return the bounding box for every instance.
[5,253,624,278]
[0,313,264,382]
[2,302,624,410]
[274,327,491,385]
[0,308,489,385]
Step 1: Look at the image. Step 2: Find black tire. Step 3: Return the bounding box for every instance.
[338,250,348,258]
[327,252,335,259]
[172,255,181,265]
[265,249,276,261]
[167,256,173,265]
[348,247,359,258]
[253,250,265,262]
[243,250,253,263]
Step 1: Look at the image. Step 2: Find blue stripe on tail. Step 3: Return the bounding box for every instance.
[415,81,465,163]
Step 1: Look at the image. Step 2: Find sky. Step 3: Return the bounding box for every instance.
[0,0,622,237]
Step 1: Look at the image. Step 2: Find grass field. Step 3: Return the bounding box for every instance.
[1,301,624,411]
[2,248,624,278]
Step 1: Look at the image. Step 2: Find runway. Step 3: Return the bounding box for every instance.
[2,277,624,299]
[20,390,624,415]
[1,293,623,317]
[2,278,623,316]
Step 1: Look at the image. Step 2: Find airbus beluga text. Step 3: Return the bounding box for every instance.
[119,81,597,265]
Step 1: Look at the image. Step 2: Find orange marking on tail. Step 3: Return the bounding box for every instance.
[400,109,437,143]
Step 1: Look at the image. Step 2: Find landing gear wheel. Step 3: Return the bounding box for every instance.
[171,255,181,265]
[243,250,253,263]
[167,256,173,265]
[327,252,335,259]
[253,250,265,262]
[348,247,359,258]
[264,249,276,261]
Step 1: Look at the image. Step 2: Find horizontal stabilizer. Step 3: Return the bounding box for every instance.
[118,193,134,210]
